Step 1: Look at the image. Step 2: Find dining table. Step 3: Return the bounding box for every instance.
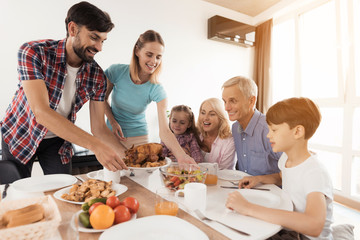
[0,168,293,240]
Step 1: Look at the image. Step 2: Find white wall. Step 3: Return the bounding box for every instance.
[0,0,254,143]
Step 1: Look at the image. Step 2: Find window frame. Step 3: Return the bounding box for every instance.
[271,0,360,209]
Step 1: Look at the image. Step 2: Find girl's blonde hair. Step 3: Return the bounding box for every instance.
[169,105,204,149]
[197,98,232,139]
[129,30,164,84]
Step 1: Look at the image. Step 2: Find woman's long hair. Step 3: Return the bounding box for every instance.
[197,98,232,139]
[129,30,164,84]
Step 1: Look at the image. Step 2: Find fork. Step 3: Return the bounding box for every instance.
[2,183,10,199]
[230,181,270,191]
[194,209,250,236]
[230,181,239,186]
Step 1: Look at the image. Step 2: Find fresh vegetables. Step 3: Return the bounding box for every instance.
[122,197,139,214]
[160,165,207,191]
[78,211,91,228]
[78,196,140,230]
[113,205,131,224]
[90,205,115,229]
[106,196,122,209]
[88,202,104,215]
[81,197,107,211]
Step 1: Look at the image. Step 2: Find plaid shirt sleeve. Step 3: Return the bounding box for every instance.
[89,66,107,102]
[17,42,44,81]
[188,133,204,163]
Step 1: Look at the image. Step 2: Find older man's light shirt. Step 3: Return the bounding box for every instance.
[233,109,281,175]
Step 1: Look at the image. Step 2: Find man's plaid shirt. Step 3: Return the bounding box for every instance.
[1,39,106,164]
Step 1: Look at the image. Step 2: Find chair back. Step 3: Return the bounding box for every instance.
[0,160,21,184]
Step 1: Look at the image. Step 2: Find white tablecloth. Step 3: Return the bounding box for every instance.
[1,169,293,240]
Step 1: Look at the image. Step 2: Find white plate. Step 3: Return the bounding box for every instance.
[76,210,137,233]
[238,189,281,208]
[53,183,128,205]
[87,170,125,181]
[217,170,248,181]
[12,174,77,192]
[99,215,209,240]
[127,157,172,171]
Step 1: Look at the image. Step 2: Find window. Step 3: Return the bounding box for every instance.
[271,0,360,207]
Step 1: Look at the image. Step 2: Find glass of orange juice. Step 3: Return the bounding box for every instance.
[199,163,218,186]
[155,187,179,216]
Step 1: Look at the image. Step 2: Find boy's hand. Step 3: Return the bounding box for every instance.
[226,191,250,215]
[238,176,261,189]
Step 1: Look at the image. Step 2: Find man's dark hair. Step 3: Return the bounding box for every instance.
[65,1,114,37]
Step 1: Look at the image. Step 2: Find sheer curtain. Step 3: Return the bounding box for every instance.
[254,19,273,113]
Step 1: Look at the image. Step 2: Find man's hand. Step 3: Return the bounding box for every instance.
[92,142,127,171]
[238,176,261,189]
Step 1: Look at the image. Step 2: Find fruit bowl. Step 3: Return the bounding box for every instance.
[159,163,208,191]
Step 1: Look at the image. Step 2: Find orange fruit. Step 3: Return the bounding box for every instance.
[89,204,115,229]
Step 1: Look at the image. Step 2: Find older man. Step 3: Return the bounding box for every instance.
[222,76,281,176]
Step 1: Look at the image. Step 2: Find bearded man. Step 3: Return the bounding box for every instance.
[1,1,128,180]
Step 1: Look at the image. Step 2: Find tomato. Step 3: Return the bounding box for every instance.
[173,179,181,186]
[106,196,121,209]
[170,176,179,182]
[113,205,131,224]
[89,202,104,215]
[122,197,139,214]
[90,205,115,229]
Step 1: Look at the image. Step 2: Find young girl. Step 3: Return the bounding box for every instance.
[226,97,333,239]
[162,105,204,163]
[197,98,235,170]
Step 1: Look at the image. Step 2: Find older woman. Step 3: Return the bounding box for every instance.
[197,98,236,169]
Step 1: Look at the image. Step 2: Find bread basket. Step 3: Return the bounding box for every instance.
[0,195,61,240]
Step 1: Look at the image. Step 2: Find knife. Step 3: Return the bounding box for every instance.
[220,186,270,191]
[2,183,10,199]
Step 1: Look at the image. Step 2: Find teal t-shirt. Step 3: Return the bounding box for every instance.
[105,64,167,137]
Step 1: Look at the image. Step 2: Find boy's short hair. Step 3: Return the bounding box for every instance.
[266,97,321,139]
[65,1,114,37]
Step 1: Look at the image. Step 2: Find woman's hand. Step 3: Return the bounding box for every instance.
[226,191,251,215]
[110,121,126,141]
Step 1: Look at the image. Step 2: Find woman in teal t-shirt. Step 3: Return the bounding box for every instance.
[104,30,196,165]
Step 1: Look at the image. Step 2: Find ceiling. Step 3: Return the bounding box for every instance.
[202,0,283,17]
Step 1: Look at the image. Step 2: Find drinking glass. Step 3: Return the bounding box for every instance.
[58,212,79,240]
[155,187,179,216]
[199,163,218,186]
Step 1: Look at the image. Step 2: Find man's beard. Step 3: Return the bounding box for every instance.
[72,36,97,63]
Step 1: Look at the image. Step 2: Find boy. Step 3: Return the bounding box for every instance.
[226,97,333,239]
